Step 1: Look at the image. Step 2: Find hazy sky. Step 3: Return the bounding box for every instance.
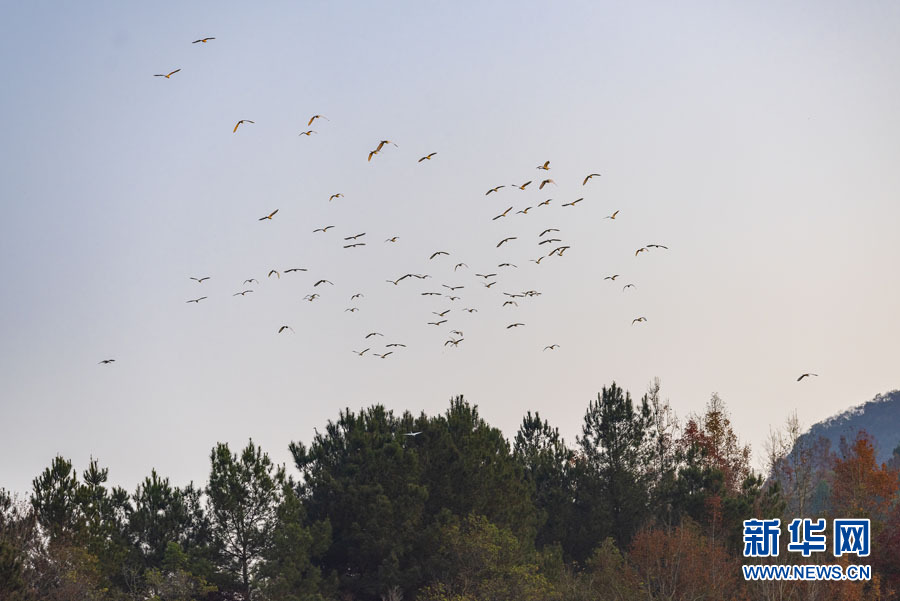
[2,0,899,495]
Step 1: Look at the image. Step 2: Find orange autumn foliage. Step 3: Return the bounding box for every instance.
[830,431,899,525]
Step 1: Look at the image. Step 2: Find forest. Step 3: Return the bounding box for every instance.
[2,380,899,601]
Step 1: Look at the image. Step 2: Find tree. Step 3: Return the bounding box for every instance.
[680,393,751,495]
[766,413,833,519]
[513,412,574,551]
[206,439,285,597]
[830,431,899,527]
[672,393,757,544]
[645,379,681,526]
[417,514,558,601]
[576,382,654,549]
[629,520,747,601]
[291,404,427,600]
[420,397,537,541]
[31,456,81,541]
[255,482,333,601]
[0,489,33,601]
[143,541,216,601]
[129,469,193,569]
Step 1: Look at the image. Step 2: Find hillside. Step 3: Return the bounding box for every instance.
[800,389,900,464]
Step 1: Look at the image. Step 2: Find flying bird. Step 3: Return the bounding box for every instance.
[454,263,468,271]
[604,210,619,220]
[192,37,215,43]
[498,263,517,268]
[503,301,518,307]
[353,348,370,356]
[635,247,649,256]
[797,373,819,381]
[418,152,437,162]
[313,226,335,233]
[632,317,647,325]
[483,281,497,288]
[429,251,449,259]
[623,284,636,291]
[543,345,560,351]
[268,270,280,279]
[538,238,561,245]
[582,173,601,185]
[345,307,359,312]
[233,290,253,296]
[647,244,669,250]
[373,352,394,359]
[496,237,517,247]
[486,185,506,195]
[233,119,254,132]
[259,209,279,221]
[98,359,115,364]
[475,273,497,279]
[492,207,513,221]
[536,160,551,170]
[515,181,532,190]
[404,431,422,437]
[428,320,447,326]
[562,198,583,207]
[442,285,464,291]
[386,343,407,348]
[365,332,383,339]
[308,115,329,126]
[278,326,294,334]
[445,338,463,347]
[186,297,207,303]
[314,279,333,287]
[344,243,365,248]
[385,236,399,243]
[351,293,364,300]
[537,199,552,207]
[298,130,317,136]
[329,193,344,201]
[539,228,559,237]
[243,279,258,285]
[375,140,398,152]
[506,323,525,329]
[154,69,181,78]
[284,268,307,273]
[344,233,366,240]
[539,179,555,190]
[604,275,620,281]
[549,246,570,256]
[190,276,210,283]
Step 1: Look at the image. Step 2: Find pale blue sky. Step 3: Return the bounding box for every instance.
[2,0,899,494]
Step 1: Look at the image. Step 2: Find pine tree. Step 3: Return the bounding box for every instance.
[576,383,654,549]
[206,439,285,597]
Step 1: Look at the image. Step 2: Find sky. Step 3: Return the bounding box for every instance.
[1,0,899,496]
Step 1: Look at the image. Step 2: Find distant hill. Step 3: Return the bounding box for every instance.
[799,389,900,464]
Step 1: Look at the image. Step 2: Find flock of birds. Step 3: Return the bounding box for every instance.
[102,36,818,384]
